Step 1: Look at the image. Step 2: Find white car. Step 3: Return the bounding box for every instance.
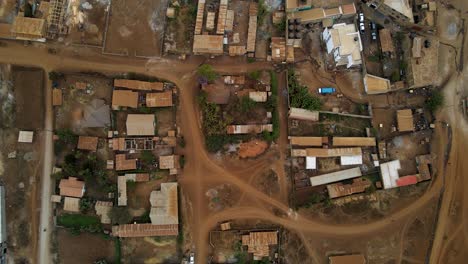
[189,253,195,264]
[359,23,365,33]
[359,13,364,22]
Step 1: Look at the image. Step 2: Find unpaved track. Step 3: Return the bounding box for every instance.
[0,40,455,263]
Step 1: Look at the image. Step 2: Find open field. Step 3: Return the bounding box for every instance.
[121,236,181,263]
[0,65,44,263]
[57,229,116,264]
[104,0,167,57]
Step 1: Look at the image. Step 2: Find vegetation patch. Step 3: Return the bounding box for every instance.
[57,214,102,234]
[288,69,322,111]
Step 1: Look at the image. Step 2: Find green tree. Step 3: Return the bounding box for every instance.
[80,197,94,213]
[426,90,444,112]
[197,64,218,82]
[140,150,156,166]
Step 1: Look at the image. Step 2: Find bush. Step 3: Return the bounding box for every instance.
[426,90,444,112]
[110,207,132,225]
[79,197,94,213]
[48,71,64,81]
[140,150,156,166]
[257,0,268,26]
[197,64,218,82]
[114,238,122,264]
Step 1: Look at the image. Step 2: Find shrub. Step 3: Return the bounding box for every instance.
[239,96,256,113]
[79,197,94,213]
[140,150,156,166]
[57,214,102,233]
[248,70,261,80]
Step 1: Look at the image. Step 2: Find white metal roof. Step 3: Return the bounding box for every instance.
[380,160,401,189]
[340,155,363,165]
[18,131,34,143]
[310,167,362,186]
[306,156,317,170]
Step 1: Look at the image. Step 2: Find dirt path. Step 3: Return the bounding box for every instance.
[276,70,289,203]
[0,39,455,263]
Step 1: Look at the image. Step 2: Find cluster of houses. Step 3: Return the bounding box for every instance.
[52,78,181,237]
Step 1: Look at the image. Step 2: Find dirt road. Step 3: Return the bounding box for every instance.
[0,38,457,263]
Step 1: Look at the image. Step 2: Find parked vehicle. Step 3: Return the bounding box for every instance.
[359,13,364,22]
[370,22,377,30]
[371,31,378,41]
[317,87,336,94]
[359,22,365,33]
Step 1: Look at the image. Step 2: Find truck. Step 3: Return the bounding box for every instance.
[317,87,336,94]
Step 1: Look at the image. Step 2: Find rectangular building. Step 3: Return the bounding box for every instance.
[322,23,362,68]
[332,137,376,147]
[289,107,319,121]
[289,137,324,147]
[112,90,139,108]
[146,91,173,107]
[327,178,371,198]
[114,79,164,91]
[193,35,224,55]
[397,109,414,132]
[226,124,273,134]
[126,114,156,136]
[310,167,362,186]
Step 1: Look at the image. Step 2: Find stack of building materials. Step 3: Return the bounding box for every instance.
[326,178,371,198]
[241,231,278,260]
[226,124,273,134]
[225,10,234,32]
[246,3,258,53]
[216,0,228,34]
[206,12,216,31]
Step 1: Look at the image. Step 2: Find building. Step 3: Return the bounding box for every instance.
[289,107,319,121]
[146,91,173,107]
[11,16,46,41]
[286,0,312,12]
[289,137,326,147]
[226,124,273,134]
[310,167,362,186]
[383,0,414,22]
[63,197,80,212]
[379,28,395,53]
[126,114,156,136]
[193,35,224,55]
[117,176,128,206]
[305,147,362,158]
[229,46,247,56]
[194,0,205,34]
[59,177,85,198]
[322,23,362,68]
[77,136,98,151]
[287,3,356,23]
[327,178,371,198]
[241,231,278,260]
[396,109,414,132]
[112,223,179,237]
[271,37,286,62]
[332,137,376,147]
[412,37,423,58]
[149,183,178,228]
[114,79,164,91]
[52,89,62,106]
[159,155,180,174]
[380,160,407,189]
[363,74,391,94]
[112,90,139,109]
[115,154,137,171]
[117,174,150,206]
[249,92,268,102]
[18,131,34,143]
[306,156,317,170]
[95,201,113,224]
[329,254,366,264]
[82,99,111,128]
